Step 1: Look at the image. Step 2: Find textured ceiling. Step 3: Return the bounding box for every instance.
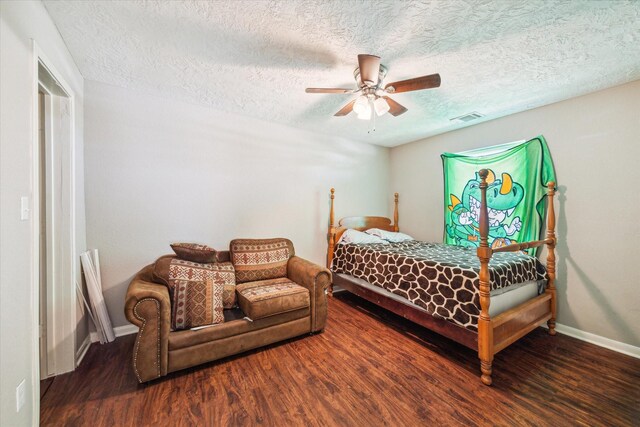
[44,0,640,147]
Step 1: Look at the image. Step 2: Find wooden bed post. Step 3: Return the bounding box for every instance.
[477,169,494,386]
[393,193,399,232]
[545,182,557,335]
[327,188,336,296]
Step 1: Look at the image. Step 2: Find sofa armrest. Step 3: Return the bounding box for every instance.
[124,268,171,382]
[287,256,331,332]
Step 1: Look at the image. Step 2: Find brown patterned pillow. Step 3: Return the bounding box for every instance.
[168,258,237,309]
[172,279,224,330]
[230,238,294,284]
[170,243,216,263]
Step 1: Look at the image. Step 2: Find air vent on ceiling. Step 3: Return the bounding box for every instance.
[450,112,484,123]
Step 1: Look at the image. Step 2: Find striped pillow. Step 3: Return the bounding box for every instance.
[230,238,294,284]
[170,243,216,263]
[167,258,237,309]
[172,279,224,330]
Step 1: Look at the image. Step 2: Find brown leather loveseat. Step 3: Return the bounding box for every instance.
[124,239,330,383]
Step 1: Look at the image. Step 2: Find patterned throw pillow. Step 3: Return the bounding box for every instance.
[167,258,237,309]
[172,279,224,330]
[365,228,414,243]
[170,243,217,263]
[337,229,389,245]
[230,238,295,284]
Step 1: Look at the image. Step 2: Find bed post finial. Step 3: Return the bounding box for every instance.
[477,168,493,386]
[393,192,399,232]
[546,182,557,336]
[330,188,335,228]
[327,188,336,295]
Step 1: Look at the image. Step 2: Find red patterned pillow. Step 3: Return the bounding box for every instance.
[170,243,216,263]
[172,279,224,330]
[167,258,237,309]
[230,238,294,284]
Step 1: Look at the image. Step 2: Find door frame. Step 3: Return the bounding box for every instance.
[30,41,77,423]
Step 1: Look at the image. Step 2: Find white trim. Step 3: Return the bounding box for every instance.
[30,40,40,427]
[90,324,139,343]
[31,41,78,427]
[552,323,640,359]
[75,335,92,367]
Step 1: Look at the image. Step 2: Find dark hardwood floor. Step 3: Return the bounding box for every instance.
[41,293,640,426]
[40,377,55,399]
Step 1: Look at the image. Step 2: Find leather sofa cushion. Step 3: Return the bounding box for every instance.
[168,317,311,373]
[230,238,294,283]
[172,279,224,330]
[237,278,309,320]
[168,307,309,350]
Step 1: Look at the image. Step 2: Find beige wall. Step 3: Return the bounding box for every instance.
[84,80,390,328]
[0,1,87,425]
[390,80,640,347]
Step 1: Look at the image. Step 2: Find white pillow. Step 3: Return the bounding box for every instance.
[365,228,414,243]
[338,229,389,245]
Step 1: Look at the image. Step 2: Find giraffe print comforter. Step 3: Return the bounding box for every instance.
[332,240,546,332]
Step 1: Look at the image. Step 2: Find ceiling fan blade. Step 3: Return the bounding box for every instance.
[385,73,441,94]
[334,99,356,116]
[358,54,381,86]
[382,96,408,116]
[306,88,354,94]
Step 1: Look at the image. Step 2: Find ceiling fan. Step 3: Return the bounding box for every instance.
[306,54,441,120]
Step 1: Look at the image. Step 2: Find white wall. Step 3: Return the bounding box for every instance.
[390,80,640,347]
[84,80,390,328]
[0,1,87,425]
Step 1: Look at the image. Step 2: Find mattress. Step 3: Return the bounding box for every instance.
[332,240,547,332]
[335,273,543,318]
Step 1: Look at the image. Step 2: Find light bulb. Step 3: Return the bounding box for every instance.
[374,97,390,116]
[353,95,369,115]
[357,104,372,120]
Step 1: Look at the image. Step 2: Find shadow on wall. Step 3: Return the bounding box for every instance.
[555,185,638,345]
[100,274,137,334]
[555,185,571,326]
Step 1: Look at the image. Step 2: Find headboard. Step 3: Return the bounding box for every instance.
[326,188,399,269]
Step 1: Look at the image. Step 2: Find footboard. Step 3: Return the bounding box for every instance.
[492,293,552,353]
[476,170,557,385]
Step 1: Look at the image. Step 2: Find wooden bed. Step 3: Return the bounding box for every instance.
[327,169,557,385]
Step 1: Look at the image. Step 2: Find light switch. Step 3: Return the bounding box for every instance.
[20,196,29,221]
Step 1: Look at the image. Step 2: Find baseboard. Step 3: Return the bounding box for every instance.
[87,316,639,359]
[550,323,640,359]
[90,324,139,343]
[75,335,92,367]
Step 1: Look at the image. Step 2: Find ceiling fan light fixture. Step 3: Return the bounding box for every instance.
[373,97,390,116]
[353,95,369,114]
[306,54,439,121]
[357,105,372,120]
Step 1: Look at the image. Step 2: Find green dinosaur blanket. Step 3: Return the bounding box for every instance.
[441,136,556,254]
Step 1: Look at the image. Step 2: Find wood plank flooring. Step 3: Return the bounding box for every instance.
[40,377,55,399]
[41,293,640,426]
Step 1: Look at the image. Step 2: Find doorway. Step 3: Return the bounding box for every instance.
[34,55,77,392]
[38,88,51,383]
